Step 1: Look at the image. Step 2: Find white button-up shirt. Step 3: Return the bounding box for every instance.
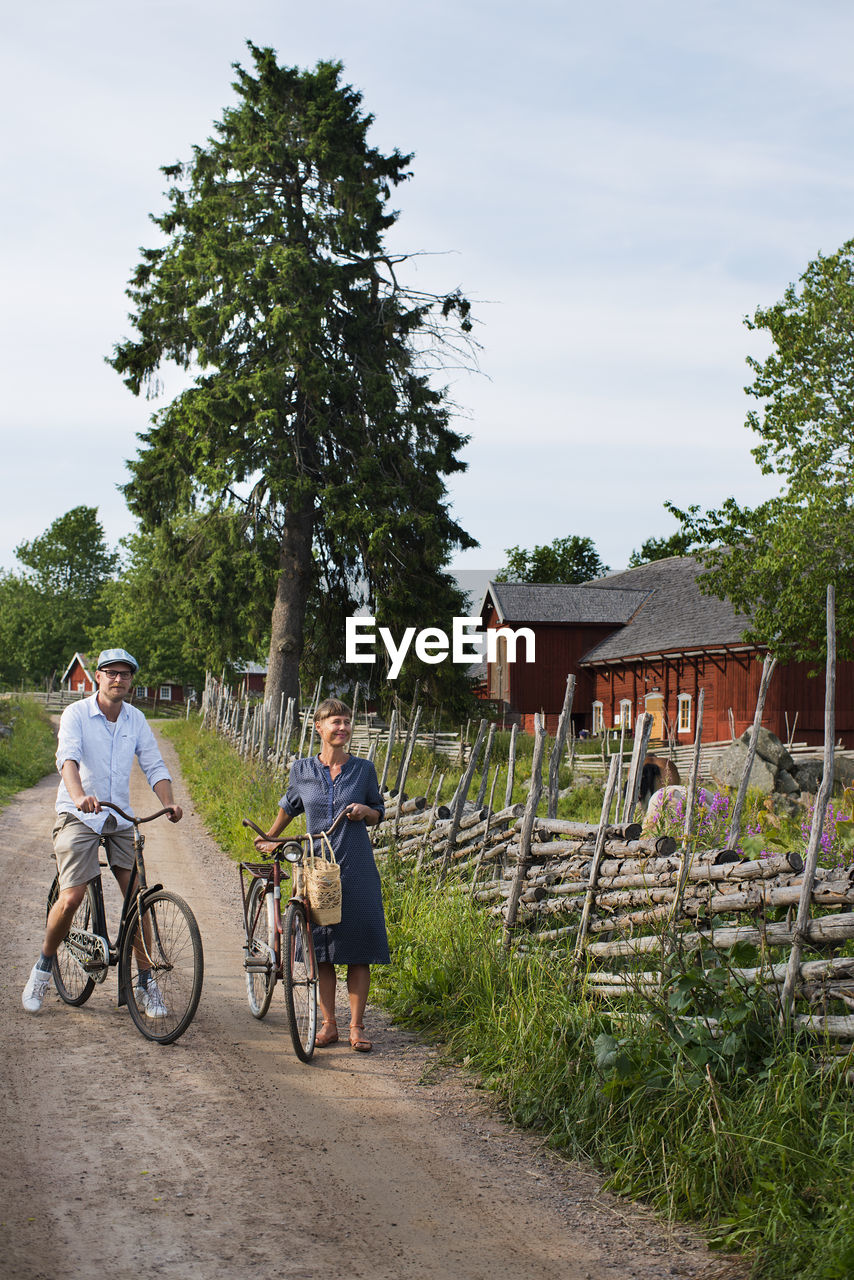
[55,695,172,831]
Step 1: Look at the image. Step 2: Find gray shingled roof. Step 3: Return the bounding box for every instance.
[479,558,753,664]
[481,581,649,625]
[579,557,751,663]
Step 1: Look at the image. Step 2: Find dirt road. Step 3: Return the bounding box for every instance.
[0,727,734,1280]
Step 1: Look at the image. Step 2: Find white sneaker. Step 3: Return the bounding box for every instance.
[22,963,52,1013]
[136,980,168,1019]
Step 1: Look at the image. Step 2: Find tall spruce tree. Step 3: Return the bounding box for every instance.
[110,45,475,704]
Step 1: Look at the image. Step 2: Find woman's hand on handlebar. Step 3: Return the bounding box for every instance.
[166,805,183,823]
[254,835,280,854]
[345,803,380,825]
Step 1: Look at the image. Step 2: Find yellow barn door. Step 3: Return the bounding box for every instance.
[645,693,665,740]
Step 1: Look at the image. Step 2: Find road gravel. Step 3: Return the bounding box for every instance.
[0,724,744,1280]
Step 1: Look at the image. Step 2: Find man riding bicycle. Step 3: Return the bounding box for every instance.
[22,648,183,1015]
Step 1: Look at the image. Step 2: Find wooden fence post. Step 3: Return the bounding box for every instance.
[475,722,497,808]
[726,652,777,849]
[548,675,576,819]
[574,753,621,962]
[394,705,423,840]
[780,586,836,1021]
[503,715,546,950]
[504,723,518,809]
[613,719,627,825]
[471,764,502,895]
[393,681,420,795]
[671,687,705,920]
[379,710,397,793]
[440,719,488,879]
[621,712,653,824]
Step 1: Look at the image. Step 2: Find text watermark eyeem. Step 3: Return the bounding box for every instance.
[345,616,536,680]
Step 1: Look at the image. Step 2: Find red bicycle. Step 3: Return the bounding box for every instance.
[239,810,346,1062]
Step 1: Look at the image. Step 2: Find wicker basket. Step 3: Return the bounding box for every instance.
[303,831,342,925]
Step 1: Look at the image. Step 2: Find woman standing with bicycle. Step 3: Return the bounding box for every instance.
[255,698,388,1051]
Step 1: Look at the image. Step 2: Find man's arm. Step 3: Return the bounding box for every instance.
[153,778,183,823]
[60,760,101,813]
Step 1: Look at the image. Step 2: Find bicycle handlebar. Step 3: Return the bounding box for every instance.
[97,801,177,824]
[243,807,351,846]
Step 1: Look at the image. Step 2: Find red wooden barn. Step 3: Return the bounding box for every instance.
[61,653,96,694]
[60,653,188,707]
[479,557,854,746]
[233,662,268,698]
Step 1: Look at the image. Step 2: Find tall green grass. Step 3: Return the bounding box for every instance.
[161,717,309,850]
[373,866,854,1280]
[164,718,854,1280]
[0,698,56,807]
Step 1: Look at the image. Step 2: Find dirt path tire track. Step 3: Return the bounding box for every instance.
[0,724,737,1280]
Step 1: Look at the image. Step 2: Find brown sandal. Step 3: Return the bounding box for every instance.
[315,1020,339,1047]
[349,1024,372,1052]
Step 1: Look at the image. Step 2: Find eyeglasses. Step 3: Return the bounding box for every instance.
[100,669,134,681]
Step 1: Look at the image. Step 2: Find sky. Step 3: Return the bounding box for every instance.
[3,0,854,585]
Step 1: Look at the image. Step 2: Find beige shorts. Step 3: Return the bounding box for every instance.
[52,814,136,890]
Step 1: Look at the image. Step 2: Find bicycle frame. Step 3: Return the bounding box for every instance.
[61,802,171,1005]
[238,852,289,978]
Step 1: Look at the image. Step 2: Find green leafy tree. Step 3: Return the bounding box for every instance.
[0,507,116,685]
[670,239,854,662]
[110,45,476,707]
[628,503,700,566]
[88,511,279,689]
[495,535,608,584]
[16,506,116,598]
[0,573,47,687]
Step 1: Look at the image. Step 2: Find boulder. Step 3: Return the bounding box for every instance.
[711,743,777,795]
[738,727,795,773]
[834,756,854,789]
[772,794,803,821]
[792,760,823,795]
[775,769,800,795]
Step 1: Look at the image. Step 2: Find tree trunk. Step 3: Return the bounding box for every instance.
[265,497,314,707]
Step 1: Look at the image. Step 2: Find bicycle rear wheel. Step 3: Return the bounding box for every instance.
[121,890,204,1044]
[282,900,317,1062]
[47,875,97,1006]
[244,876,276,1019]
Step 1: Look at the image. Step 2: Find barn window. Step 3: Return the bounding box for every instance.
[136,685,149,699]
[592,701,604,734]
[678,694,692,734]
[159,685,172,702]
[618,699,632,730]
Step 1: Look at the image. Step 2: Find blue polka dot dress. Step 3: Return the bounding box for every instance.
[280,755,390,965]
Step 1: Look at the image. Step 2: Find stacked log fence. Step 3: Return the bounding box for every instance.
[373,588,854,1056]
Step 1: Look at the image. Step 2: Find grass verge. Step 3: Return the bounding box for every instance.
[163,717,854,1280]
[0,698,56,809]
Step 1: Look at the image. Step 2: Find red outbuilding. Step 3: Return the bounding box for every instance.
[480,557,853,746]
[60,653,96,694]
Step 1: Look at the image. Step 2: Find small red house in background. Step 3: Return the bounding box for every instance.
[61,653,96,694]
[60,653,189,708]
[233,662,267,698]
[480,557,854,746]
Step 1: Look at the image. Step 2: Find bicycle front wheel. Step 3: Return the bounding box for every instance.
[244,876,276,1019]
[121,890,204,1044]
[282,900,317,1062]
[47,875,97,1006]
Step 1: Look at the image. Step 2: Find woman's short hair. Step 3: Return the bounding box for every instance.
[314,697,352,722]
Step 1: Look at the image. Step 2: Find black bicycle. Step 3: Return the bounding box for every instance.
[45,802,204,1044]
